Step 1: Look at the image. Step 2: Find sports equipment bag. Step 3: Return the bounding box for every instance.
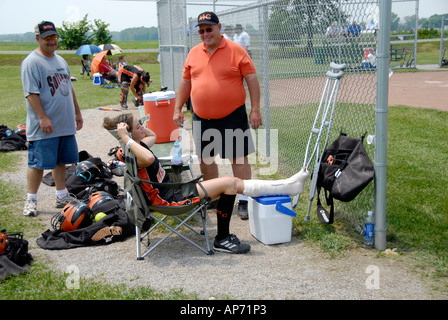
[316,133,374,224]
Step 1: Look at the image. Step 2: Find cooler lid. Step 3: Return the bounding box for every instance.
[143,91,176,101]
[252,196,291,205]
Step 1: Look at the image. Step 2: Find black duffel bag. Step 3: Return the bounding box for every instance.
[316,133,374,224]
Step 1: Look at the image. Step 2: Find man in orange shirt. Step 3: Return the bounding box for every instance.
[173,11,262,221]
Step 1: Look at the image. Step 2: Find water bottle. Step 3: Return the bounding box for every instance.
[364,210,375,246]
[112,160,126,167]
[171,141,182,165]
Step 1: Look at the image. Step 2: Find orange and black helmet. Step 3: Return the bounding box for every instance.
[116,147,124,162]
[13,124,26,137]
[87,191,114,211]
[51,200,92,232]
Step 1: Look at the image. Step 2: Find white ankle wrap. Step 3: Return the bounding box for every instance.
[243,168,309,197]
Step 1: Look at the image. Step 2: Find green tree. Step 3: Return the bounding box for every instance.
[391,12,400,31]
[269,0,348,56]
[419,14,448,29]
[57,14,93,49]
[92,19,113,45]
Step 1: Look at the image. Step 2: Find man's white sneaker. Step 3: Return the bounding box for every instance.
[23,198,38,217]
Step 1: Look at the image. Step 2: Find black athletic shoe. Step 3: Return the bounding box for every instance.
[213,234,250,254]
[238,200,248,220]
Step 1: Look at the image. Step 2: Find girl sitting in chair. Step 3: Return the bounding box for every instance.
[103,113,308,254]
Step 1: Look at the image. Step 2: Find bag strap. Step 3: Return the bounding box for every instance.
[316,187,334,224]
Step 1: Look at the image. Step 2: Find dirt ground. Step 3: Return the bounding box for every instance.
[388,70,448,111]
[3,69,448,300]
[268,69,448,111]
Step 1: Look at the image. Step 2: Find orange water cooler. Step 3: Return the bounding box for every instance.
[143,91,179,143]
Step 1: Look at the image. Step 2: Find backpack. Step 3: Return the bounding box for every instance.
[0,125,27,152]
[315,133,374,224]
[42,150,119,199]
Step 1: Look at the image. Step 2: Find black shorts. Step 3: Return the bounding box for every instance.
[192,105,255,159]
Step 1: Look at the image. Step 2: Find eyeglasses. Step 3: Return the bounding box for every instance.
[198,28,214,35]
[43,35,58,41]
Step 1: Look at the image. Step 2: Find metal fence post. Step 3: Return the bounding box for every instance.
[374,0,392,251]
[439,17,446,67]
[261,3,271,158]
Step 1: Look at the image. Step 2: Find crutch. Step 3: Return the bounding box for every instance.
[292,62,346,222]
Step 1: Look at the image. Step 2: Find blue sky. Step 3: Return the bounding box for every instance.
[0,0,446,35]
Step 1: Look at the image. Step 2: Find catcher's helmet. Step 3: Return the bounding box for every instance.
[13,124,26,137]
[75,160,101,182]
[87,191,114,211]
[51,200,92,232]
[116,147,124,162]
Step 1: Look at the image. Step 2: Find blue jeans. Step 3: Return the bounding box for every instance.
[27,135,79,170]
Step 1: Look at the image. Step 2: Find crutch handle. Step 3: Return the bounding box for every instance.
[330,62,347,71]
[326,70,344,79]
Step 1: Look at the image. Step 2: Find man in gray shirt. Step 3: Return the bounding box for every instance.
[21,21,83,216]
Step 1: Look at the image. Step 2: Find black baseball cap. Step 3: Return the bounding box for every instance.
[196,11,219,27]
[34,21,58,38]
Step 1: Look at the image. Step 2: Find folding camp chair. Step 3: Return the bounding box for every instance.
[108,129,213,260]
[80,59,92,79]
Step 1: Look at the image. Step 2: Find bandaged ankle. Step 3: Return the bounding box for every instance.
[243,168,309,197]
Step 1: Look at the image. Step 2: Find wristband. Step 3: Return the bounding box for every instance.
[126,139,135,149]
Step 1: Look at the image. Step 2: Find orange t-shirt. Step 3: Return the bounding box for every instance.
[182,36,256,119]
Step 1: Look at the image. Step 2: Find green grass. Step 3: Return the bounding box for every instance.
[386,106,448,253]
[1,42,447,298]
[0,261,197,300]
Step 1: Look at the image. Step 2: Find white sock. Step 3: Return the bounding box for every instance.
[243,168,309,197]
[55,189,68,200]
[27,193,37,201]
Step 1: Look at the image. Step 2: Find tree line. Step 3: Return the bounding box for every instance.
[0,14,158,46]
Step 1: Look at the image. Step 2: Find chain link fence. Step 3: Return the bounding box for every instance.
[159,0,418,231]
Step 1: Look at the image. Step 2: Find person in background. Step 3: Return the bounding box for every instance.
[117,55,127,69]
[173,12,262,220]
[81,54,91,76]
[118,65,151,109]
[233,23,252,58]
[326,22,337,38]
[348,21,361,38]
[98,55,118,83]
[21,21,83,217]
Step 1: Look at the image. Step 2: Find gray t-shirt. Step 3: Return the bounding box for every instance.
[21,50,76,141]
